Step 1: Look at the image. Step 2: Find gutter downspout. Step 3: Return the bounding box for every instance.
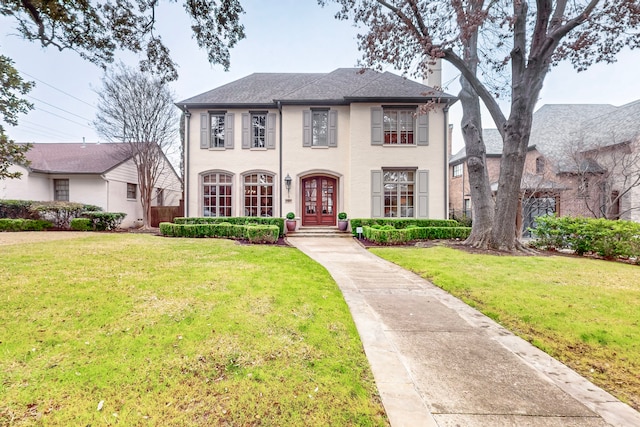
[277,101,283,217]
[443,103,450,219]
[184,107,191,217]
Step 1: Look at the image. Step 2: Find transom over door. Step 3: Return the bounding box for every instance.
[302,176,336,226]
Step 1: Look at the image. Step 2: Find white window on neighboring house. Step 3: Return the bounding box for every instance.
[383,170,415,218]
[156,188,164,206]
[127,183,137,200]
[243,173,274,217]
[578,177,589,198]
[453,163,463,177]
[202,172,232,217]
[54,179,69,201]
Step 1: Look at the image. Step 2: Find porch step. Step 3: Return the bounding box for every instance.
[287,226,352,238]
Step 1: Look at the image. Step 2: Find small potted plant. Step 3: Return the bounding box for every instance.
[286,212,296,232]
[337,212,348,231]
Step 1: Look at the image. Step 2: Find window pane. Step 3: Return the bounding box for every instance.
[383,108,415,144]
[252,114,266,148]
[211,114,225,148]
[54,179,69,201]
[312,110,328,146]
[243,173,274,217]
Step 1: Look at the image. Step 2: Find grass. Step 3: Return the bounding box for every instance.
[370,244,640,410]
[0,234,387,426]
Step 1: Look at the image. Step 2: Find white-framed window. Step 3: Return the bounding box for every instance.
[536,156,545,174]
[453,163,463,177]
[156,188,164,206]
[383,170,415,217]
[252,112,267,148]
[243,173,274,217]
[127,183,137,200]
[384,108,415,144]
[202,172,232,217]
[54,179,69,201]
[312,110,329,146]
[209,113,225,148]
[463,198,471,218]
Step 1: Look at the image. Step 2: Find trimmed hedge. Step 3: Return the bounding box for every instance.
[81,212,126,231]
[173,217,285,237]
[531,215,640,260]
[361,224,471,245]
[350,218,460,235]
[160,222,279,243]
[70,218,93,231]
[0,218,53,232]
[0,200,38,219]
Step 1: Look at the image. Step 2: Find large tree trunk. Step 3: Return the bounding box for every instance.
[459,77,494,248]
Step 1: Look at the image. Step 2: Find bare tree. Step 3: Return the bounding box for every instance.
[563,138,640,220]
[321,0,640,251]
[93,64,179,228]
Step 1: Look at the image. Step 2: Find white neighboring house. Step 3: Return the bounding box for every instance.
[178,68,457,225]
[1,143,182,228]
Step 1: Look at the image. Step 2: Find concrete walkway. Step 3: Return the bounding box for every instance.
[286,236,640,427]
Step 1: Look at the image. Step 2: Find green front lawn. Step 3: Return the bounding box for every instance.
[371,244,640,410]
[0,234,387,426]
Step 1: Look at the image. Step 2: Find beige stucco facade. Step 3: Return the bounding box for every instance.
[184,102,451,225]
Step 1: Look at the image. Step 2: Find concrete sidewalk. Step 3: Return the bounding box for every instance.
[287,236,640,427]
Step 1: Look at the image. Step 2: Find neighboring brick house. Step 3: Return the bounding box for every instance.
[449,101,640,233]
[2,143,182,228]
[178,68,457,226]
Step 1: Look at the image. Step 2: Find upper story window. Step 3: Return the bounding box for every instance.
[54,179,69,201]
[242,112,276,149]
[127,183,137,200]
[200,112,233,149]
[303,109,338,147]
[384,108,415,144]
[536,156,545,174]
[453,163,463,177]
[312,110,329,146]
[371,106,428,146]
[252,113,266,148]
[210,114,225,148]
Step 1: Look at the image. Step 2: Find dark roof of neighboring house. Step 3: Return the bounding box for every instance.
[23,143,131,174]
[449,103,622,165]
[178,68,457,108]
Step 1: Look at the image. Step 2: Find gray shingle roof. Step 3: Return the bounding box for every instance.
[178,68,456,107]
[449,103,623,164]
[23,143,131,174]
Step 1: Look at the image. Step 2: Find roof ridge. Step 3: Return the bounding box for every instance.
[275,71,331,99]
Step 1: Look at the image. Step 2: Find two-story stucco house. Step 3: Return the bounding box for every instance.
[178,68,457,227]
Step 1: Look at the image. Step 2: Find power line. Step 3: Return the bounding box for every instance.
[26,94,93,122]
[19,120,80,139]
[18,69,97,109]
[33,106,94,129]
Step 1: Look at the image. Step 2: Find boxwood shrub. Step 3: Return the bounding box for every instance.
[160,222,279,243]
[70,218,93,231]
[350,218,460,234]
[362,225,471,245]
[173,217,285,237]
[531,215,640,260]
[0,218,53,231]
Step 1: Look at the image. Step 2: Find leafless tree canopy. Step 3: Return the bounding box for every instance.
[93,64,179,228]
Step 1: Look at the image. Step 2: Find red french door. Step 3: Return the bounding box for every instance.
[302,176,336,226]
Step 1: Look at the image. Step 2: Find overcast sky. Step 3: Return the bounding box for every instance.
[1,0,638,153]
